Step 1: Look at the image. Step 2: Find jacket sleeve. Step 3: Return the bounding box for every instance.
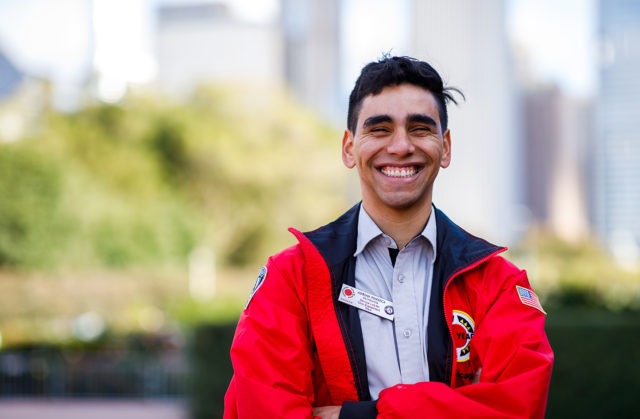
[223,246,319,419]
[375,261,554,419]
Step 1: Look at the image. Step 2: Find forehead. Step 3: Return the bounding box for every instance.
[357,84,441,126]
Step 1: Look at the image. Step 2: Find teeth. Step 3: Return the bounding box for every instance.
[381,166,417,178]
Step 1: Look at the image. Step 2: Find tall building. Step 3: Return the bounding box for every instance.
[155,2,284,96]
[0,48,49,143]
[595,0,640,266]
[0,49,24,100]
[547,94,592,242]
[522,85,563,225]
[408,0,521,244]
[521,84,591,242]
[281,0,342,124]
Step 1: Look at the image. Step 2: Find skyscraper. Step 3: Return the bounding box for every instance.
[155,2,284,96]
[0,48,24,100]
[281,0,341,124]
[520,83,591,242]
[595,0,640,266]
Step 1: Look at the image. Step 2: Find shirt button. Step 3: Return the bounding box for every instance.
[403,328,412,338]
[398,274,405,283]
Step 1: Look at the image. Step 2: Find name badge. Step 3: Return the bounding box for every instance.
[338,284,394,321]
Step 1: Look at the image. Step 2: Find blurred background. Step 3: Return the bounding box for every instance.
[0,0,638,417]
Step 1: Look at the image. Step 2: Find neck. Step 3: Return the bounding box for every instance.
[362,201,432,249]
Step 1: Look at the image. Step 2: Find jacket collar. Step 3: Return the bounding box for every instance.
[434,208,505,282]
[304,202,504,275]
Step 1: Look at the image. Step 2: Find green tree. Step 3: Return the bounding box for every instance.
[0,146,70,267]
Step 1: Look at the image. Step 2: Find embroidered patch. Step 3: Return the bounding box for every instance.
[245,266,267,309]
[452,310,475,362]
[516,285,546,314]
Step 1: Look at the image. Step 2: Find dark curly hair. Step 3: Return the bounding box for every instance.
[347,55,463,134]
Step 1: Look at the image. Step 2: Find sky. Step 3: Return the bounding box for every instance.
[341,0,411,91]
[0,0,597,102]
[0,0,92,82]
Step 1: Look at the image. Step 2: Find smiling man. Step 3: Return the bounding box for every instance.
[224,56,554,419]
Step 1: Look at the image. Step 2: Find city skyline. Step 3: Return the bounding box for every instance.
[0,0,595,100]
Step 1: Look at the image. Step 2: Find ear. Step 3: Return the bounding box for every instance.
[342,130,356,169]
[440,129,451,168]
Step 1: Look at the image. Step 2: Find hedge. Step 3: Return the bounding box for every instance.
[187,323,236,419]
[187,308,640,418]
[545,308,640,418]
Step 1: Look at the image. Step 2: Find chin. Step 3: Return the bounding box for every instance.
[382,197,424,211]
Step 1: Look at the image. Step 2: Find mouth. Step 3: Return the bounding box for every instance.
[379,165,422,178]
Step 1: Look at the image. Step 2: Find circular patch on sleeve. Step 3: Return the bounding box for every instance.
[452,310,475,362]
[245,266,267,309]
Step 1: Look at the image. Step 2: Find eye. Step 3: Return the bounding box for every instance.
[369,126,391,135]
[411,126,435,135]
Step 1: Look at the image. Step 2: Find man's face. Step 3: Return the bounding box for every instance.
[342,83,451,216]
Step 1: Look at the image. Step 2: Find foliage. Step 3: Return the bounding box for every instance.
[545,308,640,418]
[508,230,640,311]
[169,296,245,327]
[0,84,348,270]
[187,322,236,419]
[0,147,71,267]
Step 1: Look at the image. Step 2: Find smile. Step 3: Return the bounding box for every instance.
[380,166,420,178]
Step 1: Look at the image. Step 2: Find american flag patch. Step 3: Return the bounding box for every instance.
[516,286,546,314]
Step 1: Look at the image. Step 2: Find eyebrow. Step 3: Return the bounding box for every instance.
[362,114,393,128]
[407,114,438,128]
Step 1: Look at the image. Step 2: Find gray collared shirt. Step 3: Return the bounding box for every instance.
[354,205,437,399]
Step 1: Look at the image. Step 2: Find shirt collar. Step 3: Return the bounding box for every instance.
[355,204,438,261]
[355,206,384,256]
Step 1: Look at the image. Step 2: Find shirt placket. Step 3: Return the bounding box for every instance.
[392,245,425,384]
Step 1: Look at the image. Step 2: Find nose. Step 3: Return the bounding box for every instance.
[386,129,415,156]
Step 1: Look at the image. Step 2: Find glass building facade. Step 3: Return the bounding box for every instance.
[595,0,640,264]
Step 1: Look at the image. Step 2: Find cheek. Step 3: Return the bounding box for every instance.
[420,142,445,160]
[354,139,381,162]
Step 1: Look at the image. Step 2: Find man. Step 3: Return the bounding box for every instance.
[224,56,553,418]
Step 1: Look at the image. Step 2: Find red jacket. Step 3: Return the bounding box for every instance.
[224,205,553,418]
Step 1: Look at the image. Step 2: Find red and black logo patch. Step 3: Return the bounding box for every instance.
[452,310,475,362]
